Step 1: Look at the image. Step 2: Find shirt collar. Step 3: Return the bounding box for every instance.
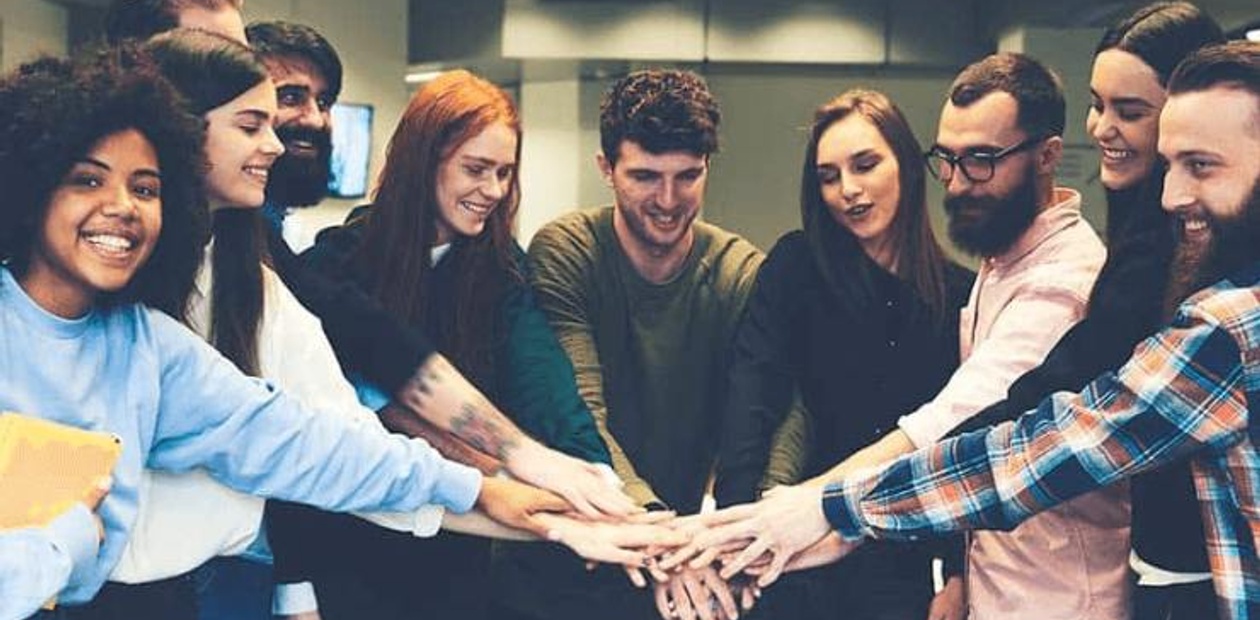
[986,187,1083,269]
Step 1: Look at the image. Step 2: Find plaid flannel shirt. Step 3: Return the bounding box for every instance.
[824,264,1260,619]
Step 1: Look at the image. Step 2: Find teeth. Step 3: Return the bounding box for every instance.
[1184,218,1208,232]
[244,166,269,180]
[847,205,872,216]
[1101,148,1132,160]
[649,213,679,226]
[460,201,491,215]
[84,234,134,251]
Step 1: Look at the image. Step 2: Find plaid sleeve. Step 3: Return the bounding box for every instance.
[825,300,1249,541]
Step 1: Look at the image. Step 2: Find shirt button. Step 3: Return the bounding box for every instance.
[888,340,897,348]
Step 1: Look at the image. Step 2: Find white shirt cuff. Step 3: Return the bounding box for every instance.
[272,581,318,615]
[355,504,445,538]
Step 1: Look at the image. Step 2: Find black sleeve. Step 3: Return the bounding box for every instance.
[948,232,1172,437]
[713,234,805,507]
[266,223,436,394]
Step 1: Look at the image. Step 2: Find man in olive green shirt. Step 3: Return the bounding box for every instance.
[493,69,806,620]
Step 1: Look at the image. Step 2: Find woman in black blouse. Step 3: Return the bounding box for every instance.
[945,4,1224,619]
[713,89,973,620]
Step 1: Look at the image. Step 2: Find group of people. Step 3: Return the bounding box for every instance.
[1,1,1258,620]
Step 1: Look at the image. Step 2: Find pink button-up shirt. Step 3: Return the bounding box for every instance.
[900,188,1130,619]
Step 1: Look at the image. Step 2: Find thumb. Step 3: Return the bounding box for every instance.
[83,477,111,511]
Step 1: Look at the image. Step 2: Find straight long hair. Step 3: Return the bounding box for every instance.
[353,70,521,387]
[800,89,950,322]
[148,29,269,375]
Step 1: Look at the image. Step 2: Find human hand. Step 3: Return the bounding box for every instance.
[279,613,322,620]
[927,576,966,620]
[653,564,739,620]
[660,484,833,586]
[476,476,569,537]
[507,441,639,519]
[540,511,688,570]
[81,476,111,541]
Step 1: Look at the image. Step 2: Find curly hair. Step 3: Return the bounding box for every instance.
[599,69,721,166]
[0,45,207,319]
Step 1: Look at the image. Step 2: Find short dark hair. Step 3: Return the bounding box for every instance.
[1168,40,1260,101]
[1096,2,1224,86]
[246,20,343,103]
[105,0,242,44]
[949,52,1066,139]
[0,45,207,318]
[599,69,720,166]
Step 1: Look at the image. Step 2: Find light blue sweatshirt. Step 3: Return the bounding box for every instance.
[0,505,98,620]
[0,267,482,605]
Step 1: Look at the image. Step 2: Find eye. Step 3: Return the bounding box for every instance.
[852,155,880,174]
[67,172,103,189]
[1089,96,1103,113]
[132,180,162,200]
[464,164,488,176]
[1186,158,1214,178]
[496,166,514,182]
[1117,108,1148,122]
[816,167,839,185]
[240,123,263,136]
[629,171,657,183]
[316,96,334,112]
[678,170,703,183]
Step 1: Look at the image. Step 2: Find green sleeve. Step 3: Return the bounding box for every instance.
[496,260,612,465]
[527,221,663,506]
[761,400,810,491]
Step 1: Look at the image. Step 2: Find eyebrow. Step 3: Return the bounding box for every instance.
[460,155,514,166]
[236,109,272,123]
[1090,88,1157,109]
[75,157,161,179]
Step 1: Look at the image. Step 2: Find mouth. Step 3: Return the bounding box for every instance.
[81,230,140,260]
[243,165,270,184]
[1099,146,1136,164]
[284,139,318,157]
[646,211,683,229]
[459,200,494,217]
[844,203,874,218]
[1181,215,1210,236]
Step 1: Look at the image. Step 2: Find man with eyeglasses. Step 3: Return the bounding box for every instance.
[772,52,1122,620]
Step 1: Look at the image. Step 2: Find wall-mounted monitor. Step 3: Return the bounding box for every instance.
[328,102,373,198]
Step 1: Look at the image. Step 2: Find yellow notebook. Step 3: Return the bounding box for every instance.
[0,412,121,531]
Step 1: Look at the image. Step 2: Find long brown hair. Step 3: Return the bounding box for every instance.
[148,29,269,375]
[800,89,950,321]
[354,69,521,387]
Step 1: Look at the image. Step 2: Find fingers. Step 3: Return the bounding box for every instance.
[623,564,649,589]
[654,582,674,619]
[703,569,739,620]
[82,476,111,511]
[679,570,713,620]
[754,551,788,589]
[669,575,695,620]
[717,537,770,580]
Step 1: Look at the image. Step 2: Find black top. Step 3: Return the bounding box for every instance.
[949,184,1208,572]
[715,231,974,505]
[265,223,435,394]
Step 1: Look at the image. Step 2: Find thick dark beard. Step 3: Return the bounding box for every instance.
[265,125,332,208]
[944,164,1040,257]
[1162,178,1260,320]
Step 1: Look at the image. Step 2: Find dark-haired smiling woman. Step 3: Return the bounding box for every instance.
[713,89,973,620]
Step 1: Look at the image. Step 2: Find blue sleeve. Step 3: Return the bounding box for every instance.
[143,310,482,515]
[0,505,99,620]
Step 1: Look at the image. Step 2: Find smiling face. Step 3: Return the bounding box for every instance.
[263,55,334,206]
[433,121,518,245]
[21,129,163,318]
[202,80,284,210]
[1159,87,1260,249]
[816,113,902,266]
[601,140,707,259]
[1087,49,1167,191]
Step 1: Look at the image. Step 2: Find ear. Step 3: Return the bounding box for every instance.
[596,151,614,187]
[1037,135,1063,175]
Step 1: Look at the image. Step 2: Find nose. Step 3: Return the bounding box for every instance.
[481,173,508,201]
[1090,109,1118,142]
[839,177,863,203]
[945,166,972,196]
[1161,167,1192,214]
[100,182,139,219]
[295,98,329,132]
[657,180,680,210]
[262,125,285,157]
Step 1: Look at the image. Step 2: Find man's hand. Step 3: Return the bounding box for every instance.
[475,476,569,537]
[653,565,740,620]
[507,441,639,519]
[927,576,967,620]
[659,484,833,586]
[539,511,688,568]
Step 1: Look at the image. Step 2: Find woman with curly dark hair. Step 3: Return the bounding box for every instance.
[0,47,578,619]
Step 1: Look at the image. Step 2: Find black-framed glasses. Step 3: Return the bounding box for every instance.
[924,135,1047,184]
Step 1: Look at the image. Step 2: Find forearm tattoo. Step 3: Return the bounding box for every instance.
[451,402,520,461]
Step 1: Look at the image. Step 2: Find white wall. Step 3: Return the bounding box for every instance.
[0,0,66,71]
